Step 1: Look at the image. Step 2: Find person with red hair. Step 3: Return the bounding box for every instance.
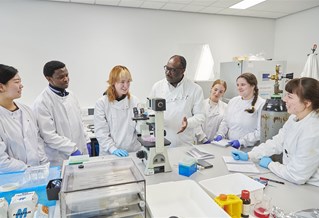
[94,65,141,157]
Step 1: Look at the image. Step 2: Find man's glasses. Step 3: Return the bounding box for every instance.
[164,65,184,74]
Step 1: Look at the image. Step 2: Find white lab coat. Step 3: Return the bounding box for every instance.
[196,99,227,143]
[94,95,141,155]
[32,87,89,166]
[149,77,205,147]
[301,54,319,80]
[217,96,265,147]
[0,102,48,173]
[249,112,319,186]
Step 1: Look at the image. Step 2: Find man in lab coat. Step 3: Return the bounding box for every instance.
[33,61,90,166]
[149,55,205,147]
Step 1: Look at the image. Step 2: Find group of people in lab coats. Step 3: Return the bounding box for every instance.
[1,55,319,186]
[0,61,90,172]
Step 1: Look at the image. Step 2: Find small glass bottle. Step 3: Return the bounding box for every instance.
[241,190,251,218]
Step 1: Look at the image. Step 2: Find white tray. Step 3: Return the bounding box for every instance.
[147,180,230,218]
[199,173,265,204]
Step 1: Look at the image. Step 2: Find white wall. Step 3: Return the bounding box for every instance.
[274,6,319,77]
[0,0,275,107]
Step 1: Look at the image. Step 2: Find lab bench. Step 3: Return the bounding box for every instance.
[50,144,319,217]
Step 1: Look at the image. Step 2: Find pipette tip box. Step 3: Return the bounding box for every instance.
[178,158,197,177]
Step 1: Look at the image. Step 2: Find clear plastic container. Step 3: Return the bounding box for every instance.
[24,162,50,184]
[253,195,271,218]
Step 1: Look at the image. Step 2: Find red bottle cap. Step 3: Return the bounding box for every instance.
[241,190,250,199]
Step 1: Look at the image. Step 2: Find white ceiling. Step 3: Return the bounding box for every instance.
[46,0,319,19]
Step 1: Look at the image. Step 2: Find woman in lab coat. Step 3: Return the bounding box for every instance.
[0,64,48,173]
[232,77,319,186]
[94,65,141,157]
[196,79,227,144]
[215,72,266,149]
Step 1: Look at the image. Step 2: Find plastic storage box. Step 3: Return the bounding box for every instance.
[199,173,265,204]
[147,180,230,218]
[59,158,146,218]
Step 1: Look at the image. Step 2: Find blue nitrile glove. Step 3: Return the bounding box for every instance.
[203,139,211,144]
[259,157,272,169]
[228,140,240,149]
[87,143,92,157]
[214,135,223,141]
[112,149,129,157]
[231,150,249,161]
[71,149,82,156]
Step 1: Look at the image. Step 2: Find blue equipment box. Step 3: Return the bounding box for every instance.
[0,167,61,206]
[178,161,197,177]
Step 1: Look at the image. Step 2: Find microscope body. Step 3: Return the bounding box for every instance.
[134,98,172,175]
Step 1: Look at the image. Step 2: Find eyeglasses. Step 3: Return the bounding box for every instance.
[164,65,184,74]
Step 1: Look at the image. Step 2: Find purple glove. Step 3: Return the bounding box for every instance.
[214,135,223,141]
[259,157,272,169]
[203,139,211,144]
[112,149,129,157]
[87,143,92,156]
[231,150,248,161]
[228,140,240,149]
[71,149,82,156]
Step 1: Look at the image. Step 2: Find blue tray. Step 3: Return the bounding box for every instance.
[0,166,61,206]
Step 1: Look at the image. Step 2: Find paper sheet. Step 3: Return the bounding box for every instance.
[211,139,230,147]
[223,156,254,164]
[223,156,260,173]
[226,164,260,173]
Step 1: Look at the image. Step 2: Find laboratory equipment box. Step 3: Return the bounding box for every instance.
[60,158,146,218]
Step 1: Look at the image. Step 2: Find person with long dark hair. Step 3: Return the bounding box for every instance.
[214,73,266,149]
[232,77,319,186]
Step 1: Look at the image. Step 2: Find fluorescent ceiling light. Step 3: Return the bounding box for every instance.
[230,0,266,9]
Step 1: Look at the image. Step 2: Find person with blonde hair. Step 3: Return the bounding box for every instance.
[214,73,265,149]
[196,79,227,144]
[232,77,319,186]
[94,65,141,157]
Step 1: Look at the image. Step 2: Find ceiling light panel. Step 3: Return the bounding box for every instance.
[230,0,267,9]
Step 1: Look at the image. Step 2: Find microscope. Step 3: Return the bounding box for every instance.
[133,98,172,176]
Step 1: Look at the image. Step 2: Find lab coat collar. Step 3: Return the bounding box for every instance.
[116,95,127,101]
[49,84,69,97]
[166,76,185,88]
[0,102,20,114]
[293,111,317,122]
